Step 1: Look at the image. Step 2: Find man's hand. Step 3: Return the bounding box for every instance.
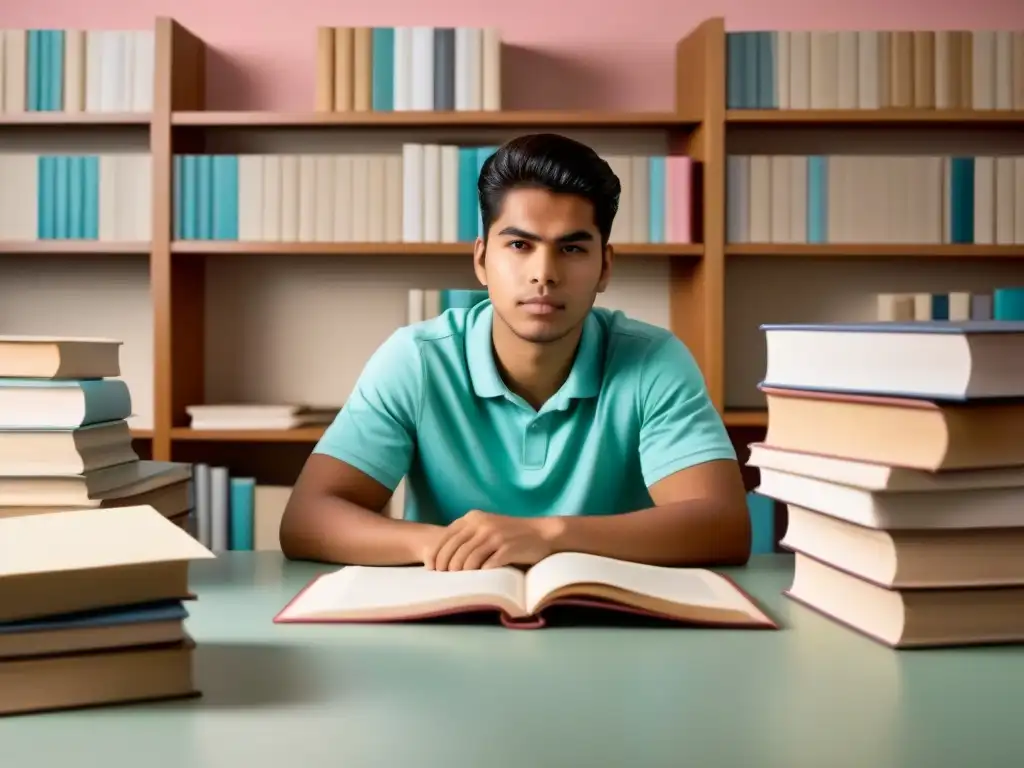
[425,510,562,571]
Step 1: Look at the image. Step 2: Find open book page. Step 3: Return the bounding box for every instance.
[277,565,527,621]
[523,552,773,625]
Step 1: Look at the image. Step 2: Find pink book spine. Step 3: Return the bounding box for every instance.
[668,156,693,243]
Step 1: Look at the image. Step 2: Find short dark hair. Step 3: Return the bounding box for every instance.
[477,133,621,245]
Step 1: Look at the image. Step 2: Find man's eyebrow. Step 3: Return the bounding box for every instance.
[496,227,594,243]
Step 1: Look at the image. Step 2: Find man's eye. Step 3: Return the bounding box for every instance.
[509,240,528,249]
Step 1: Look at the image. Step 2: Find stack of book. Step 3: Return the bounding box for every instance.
[0,335,192,526]
[746,319,1024,648]
[0,503,214,715]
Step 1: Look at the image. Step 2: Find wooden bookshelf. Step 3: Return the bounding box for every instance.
[724,109,1024,126]
[172,110,693,129]
[171,241,704,257]
[0,241,152,255]
[170,427,326,443]
[0,112,151,126]
[726,244,1024,259]
[3,14,1019,473]
[722,410,768,428]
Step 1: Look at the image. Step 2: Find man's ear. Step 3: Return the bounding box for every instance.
[472,237,487,286]
[596,244,613,293]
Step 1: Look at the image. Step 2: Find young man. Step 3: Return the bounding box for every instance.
[280,133,750,571]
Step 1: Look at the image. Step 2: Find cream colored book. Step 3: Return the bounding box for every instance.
[0,504,214,623]
[274,552,777,630]
[0,335,121,379]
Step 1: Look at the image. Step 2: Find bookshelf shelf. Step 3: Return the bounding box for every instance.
[722,410,768,428]
[725,109,1024,126]
[171,241,704,258]
[170,427,326,443]
[0,112,151,126]
[725,244,1024,259]
[0,241,151,255]
[171,110,696,129]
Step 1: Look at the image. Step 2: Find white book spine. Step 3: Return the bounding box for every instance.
[261,154,282,241]
[402,143,424,242]
[410,27,434,110]
[238,155,264,241]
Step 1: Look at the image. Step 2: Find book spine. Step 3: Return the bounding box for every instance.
[229,476,255,551]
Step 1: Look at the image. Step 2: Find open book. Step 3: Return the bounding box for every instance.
[274,552,777,630]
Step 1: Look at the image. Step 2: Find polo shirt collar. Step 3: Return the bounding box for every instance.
[467,301,604,410]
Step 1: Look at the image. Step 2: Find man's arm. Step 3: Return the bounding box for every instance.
[546,334,750,567]
[280,454,441,565]
[278,328,443,565]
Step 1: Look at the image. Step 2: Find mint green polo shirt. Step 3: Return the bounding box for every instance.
[313,300,736,524]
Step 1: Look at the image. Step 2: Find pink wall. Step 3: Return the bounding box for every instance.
[6,1,1024,111]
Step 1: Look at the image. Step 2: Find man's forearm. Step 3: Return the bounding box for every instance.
[544,498,752,567]
[279,493,441,566]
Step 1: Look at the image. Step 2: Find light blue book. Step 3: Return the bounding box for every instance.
[0,600,188,635]
[229,476,255,550]
[0,378,132,428]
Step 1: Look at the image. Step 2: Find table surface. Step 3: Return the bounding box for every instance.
[2,553,1023,767]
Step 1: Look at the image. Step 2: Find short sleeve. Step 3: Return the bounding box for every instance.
[312,328,422,490]
[637,334,737,487]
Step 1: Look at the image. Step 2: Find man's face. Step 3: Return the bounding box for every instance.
[473,187,612,345]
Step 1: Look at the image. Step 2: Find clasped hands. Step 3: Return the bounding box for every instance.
[420,509,563,571]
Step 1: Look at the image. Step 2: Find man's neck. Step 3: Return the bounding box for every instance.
[491,319,583,411]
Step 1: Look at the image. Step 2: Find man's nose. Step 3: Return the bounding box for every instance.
[528,246,559,285]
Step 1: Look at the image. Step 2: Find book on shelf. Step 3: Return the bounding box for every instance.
[171,150,693,245]
[314,26,501,112]
[0,153,151,242]
[274,551,777,630]
[748,319,1024,649]
[726,29,1024,111]
[0,27,154,114]
[726,153,1024,245]
[0,336,191,527]
[876,287,1024,322]
[185,403,339,430]
[407,287,489,323]
[0,504,213,715]
[191,463,255,553]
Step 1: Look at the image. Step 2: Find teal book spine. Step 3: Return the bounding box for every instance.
[725,33,744,109]
[930,293,949,320]
[0,378,132,427]
[648,156,666,243]
[949,157,974,244]
[27,31,40,110]
[746,492,775,555]
[457,147,478,241]
[173,155,183,239]
[229,477,255,550]
[994,287,1024,320]
[444,289,488,310]
[212,155,239,240]
[49,30,64,111]
[475,146,497,237]
[197,155,213,239]
[82,155,99,239]
[54,155,69,238]
[37,156,56,239]
[182,155,198,239]
[68,156,84,239]
[742,33,758,110]
[806,155,828,243]
[371,27,395,111]
[758,32,776,108]
[458,145,477,239]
